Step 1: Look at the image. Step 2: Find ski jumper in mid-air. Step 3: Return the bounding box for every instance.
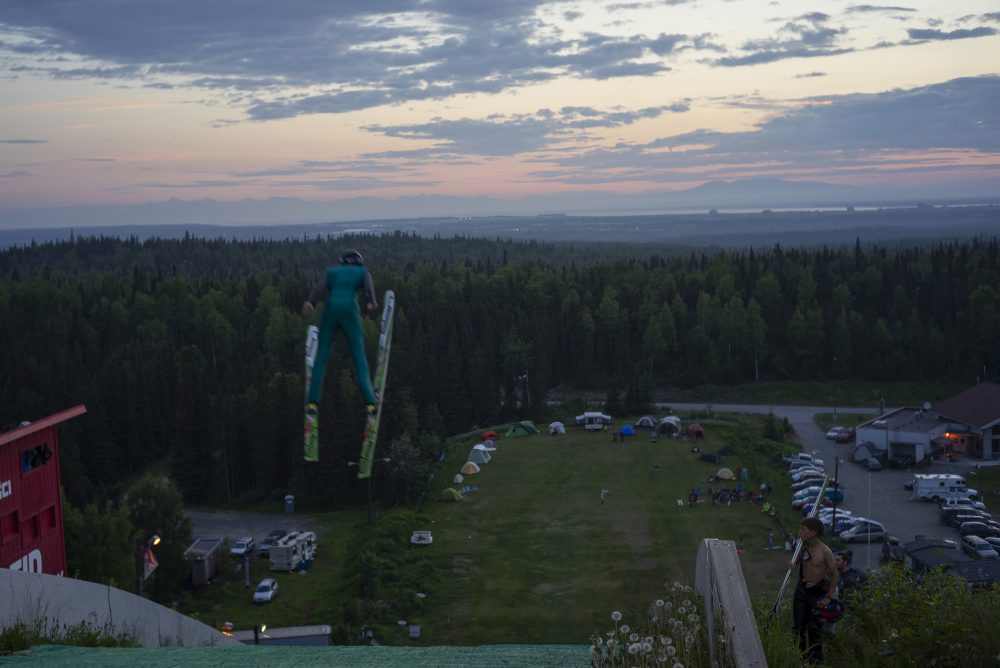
[303,249,379,416]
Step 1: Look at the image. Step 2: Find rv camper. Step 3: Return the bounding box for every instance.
[910,474,967,502]
[269,531,317,572]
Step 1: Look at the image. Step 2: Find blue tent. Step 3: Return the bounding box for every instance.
[620,425,635,436]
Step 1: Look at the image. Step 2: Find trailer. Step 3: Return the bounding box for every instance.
[185,537,224,585]
[269,531,317,572]
[575,412,612,431]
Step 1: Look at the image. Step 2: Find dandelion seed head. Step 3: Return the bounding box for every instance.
[682,599,691,607]
[666,645,677,656]
[630,633,639,642]
[656,599,665,607]
[685,634,694,646]
[677,606,686,615]
[621,624,630,634]
[629,643,640,655]
[643,642,653,652]
[612,611,622,621]
[688,613,698,623]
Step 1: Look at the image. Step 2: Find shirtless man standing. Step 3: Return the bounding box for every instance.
[792,516,840,664]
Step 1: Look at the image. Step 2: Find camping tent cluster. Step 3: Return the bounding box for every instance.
[441,423,541,502]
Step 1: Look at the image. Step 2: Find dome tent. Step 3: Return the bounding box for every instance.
[453,473,464,484]
[635,416,656,429]
[716,467,735,480]
[440,488,464,502]
[548,421,566,435]
[461,461,481,475]
[658,416,682,434]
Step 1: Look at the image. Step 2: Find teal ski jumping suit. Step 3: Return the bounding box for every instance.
[305,262,378,406]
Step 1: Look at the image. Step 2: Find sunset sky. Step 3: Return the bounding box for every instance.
[1,0,999,223]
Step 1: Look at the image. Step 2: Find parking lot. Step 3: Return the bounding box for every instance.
[185,509,327,547]
[668,403,996,572]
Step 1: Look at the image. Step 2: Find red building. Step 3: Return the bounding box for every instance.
[0,405,86,576]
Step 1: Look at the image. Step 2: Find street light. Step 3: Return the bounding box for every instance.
[134,534,162,596]
[347,458,392,524]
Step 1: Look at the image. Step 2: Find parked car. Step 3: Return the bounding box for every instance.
[941,506,984,524]
[882,536,905,563]
[826,426,848,440]
[888,455,914,469]
[792,476,834,492]
[984,537,1000,552]
[258,529,287,558]
[958,522,1000,539]
[818,507,853,521]
[783,452,824,466]
[790,468,825,483]
[960,535,998,560]
[793,487,844,504]
[949,513,988,529]
[835,429,855,444]
[799,498,835,514]
[230,536,255,557]
[839,519,887,543]
[252,578,279,603]
[863,457,882,471]
[940,496,986,512]
[823,516,857,534]
[789,458,825,470]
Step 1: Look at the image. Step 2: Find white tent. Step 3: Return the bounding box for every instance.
[478,440,497,452]
[548,421,566,435]
[461,461,481,475]
[453,473,465,484]
[853,441,880,463]
[635,415,656,429]
[658,416,682,434]
[468,446,492,465]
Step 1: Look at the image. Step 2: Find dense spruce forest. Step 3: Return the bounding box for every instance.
[2,232,999,512]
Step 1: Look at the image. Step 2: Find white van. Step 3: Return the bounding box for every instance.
[961,535,999,560]
[911,474,967,502]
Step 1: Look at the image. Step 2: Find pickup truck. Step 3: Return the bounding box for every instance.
[782,453,825,467]
[940,495,986,511]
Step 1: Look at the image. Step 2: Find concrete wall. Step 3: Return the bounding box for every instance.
[0,568,240,647]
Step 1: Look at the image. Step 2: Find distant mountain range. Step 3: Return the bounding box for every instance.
[1,178,998,231]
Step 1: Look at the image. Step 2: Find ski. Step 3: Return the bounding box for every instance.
[357,290,395,479]
[303,324,320,462]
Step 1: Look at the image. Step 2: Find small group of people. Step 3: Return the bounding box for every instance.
[710,487,765,505]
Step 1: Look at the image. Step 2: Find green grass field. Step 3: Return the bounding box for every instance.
[181,417,804,645]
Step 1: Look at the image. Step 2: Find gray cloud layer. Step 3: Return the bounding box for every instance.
[528,76,1000,184]
[0,1,714,119]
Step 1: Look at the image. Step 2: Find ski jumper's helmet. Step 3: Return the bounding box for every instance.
[341,249,364,265]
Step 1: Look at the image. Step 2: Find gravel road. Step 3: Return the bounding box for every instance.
[185,509,327,545]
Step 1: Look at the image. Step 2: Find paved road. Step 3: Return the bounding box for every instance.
[662,403,989,572]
